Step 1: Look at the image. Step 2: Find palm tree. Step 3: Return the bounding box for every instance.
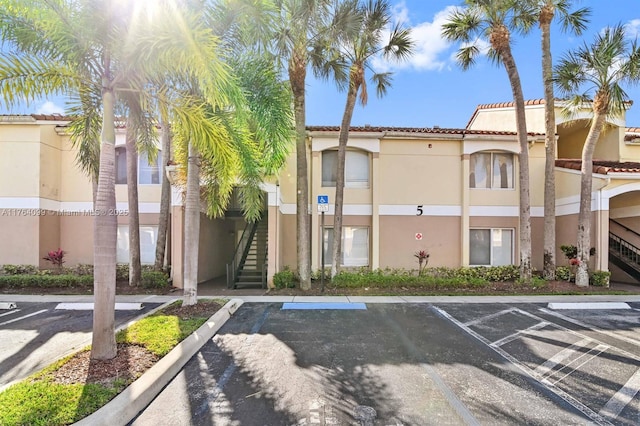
[273,0,347,290]
[329,0,412,278]
[122,99,158,287]
[172,53,294,305]
[516,0,590,281]
[554,25,640,286]
[0,0,240,358]
[442,0,533,282]
[154,119,171,271]
[125,119,142,286]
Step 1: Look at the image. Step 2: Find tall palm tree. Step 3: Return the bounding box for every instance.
[172,53,293,305]
[154,119,171,271]
[168,1,292,305]
[516,0,590,281]
[121,98,158,287]
[329,0,412,278]
[443,0,533,282]
[273,0,347,290]
[0,0,240,358]
[554,25,640,286]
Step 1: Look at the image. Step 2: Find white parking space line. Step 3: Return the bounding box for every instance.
[55,303,142,310]
[540,308,640,348]
[535,338,593,377]
[432,306,611,425]
[0,309,48,327]
[600,368,640,420]
[491,321,551,347]
[464,307,517,326]
[0,309,20,318]
[548,344,610,385]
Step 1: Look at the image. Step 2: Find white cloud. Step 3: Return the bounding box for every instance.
[372,4,461,73]
[36,101,65,115]
[625,19,640,38]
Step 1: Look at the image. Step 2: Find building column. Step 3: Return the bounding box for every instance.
[372,152,380,270]
[311,151,321,271]
[170,206,184,288]
[266,185,279,286]
[596,191,609,271]
[461,154,470,266]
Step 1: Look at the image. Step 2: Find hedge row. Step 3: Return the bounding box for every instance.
[0,271,169,289]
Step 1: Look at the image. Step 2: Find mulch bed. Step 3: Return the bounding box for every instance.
[40,301,222,388]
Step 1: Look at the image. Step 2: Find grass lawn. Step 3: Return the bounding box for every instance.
[0,299,225,426]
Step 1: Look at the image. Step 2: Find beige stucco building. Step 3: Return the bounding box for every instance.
[1,100,640,287]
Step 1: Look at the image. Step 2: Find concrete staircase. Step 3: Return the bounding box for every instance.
[229,219,268,289]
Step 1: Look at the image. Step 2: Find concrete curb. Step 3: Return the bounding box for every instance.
[75,298,244,426]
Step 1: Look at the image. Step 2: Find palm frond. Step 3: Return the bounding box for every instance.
[371,71,392,99]
[0,53,76,107]
[442,7,482,44]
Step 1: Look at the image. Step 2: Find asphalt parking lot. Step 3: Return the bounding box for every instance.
[132,302,640,426]
[0,301,161,389]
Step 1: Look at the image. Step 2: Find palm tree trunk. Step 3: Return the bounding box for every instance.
[126,121,141,287]
[183,142,200,305]
[541,17,557,280]
[575,110,607,287]
[501,47,532,283]
[290,53,311,290]
[332,77,359,278]
[91,75,117,360]
[155,121,171,271]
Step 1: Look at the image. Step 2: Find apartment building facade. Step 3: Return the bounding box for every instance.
[1,100,639,287]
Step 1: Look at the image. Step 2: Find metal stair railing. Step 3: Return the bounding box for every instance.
[609,232,640,272]
[226,220,259,289]
[611,219,640,239]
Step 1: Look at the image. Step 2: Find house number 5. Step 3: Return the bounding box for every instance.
[416,205,423,216]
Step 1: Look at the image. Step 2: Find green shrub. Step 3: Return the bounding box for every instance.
[116,263,129,281]
[69,264,94,276]
[331,268,490,289]
[310,268,330,282]
[141,271,169,289]
[0,274,93,288]
[273,267,297,289]
[590,270,611,287]
[1,264,39,275]
[556,266,571,281]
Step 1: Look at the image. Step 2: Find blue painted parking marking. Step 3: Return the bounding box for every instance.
[282,302,367,310]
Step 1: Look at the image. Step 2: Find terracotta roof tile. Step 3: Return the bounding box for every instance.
[31,113,72,121]
[625,127,640,142]
[306,125,544,137]
[466,99,547,128]
[556,159,640,174]
[467,99,634,129]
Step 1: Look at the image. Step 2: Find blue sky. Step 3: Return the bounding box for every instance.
[306,0,640,129]
[2,0,640,129]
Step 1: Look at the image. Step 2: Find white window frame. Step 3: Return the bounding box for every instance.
[114,147,163,185]
[469,151,514,190]
[322,226,370,267]
[321,150,370,188]
[117,225,159,265]
[469,228,514,266]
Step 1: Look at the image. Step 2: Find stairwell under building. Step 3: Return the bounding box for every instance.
[226,216,268,289]
[609,219,640,284]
